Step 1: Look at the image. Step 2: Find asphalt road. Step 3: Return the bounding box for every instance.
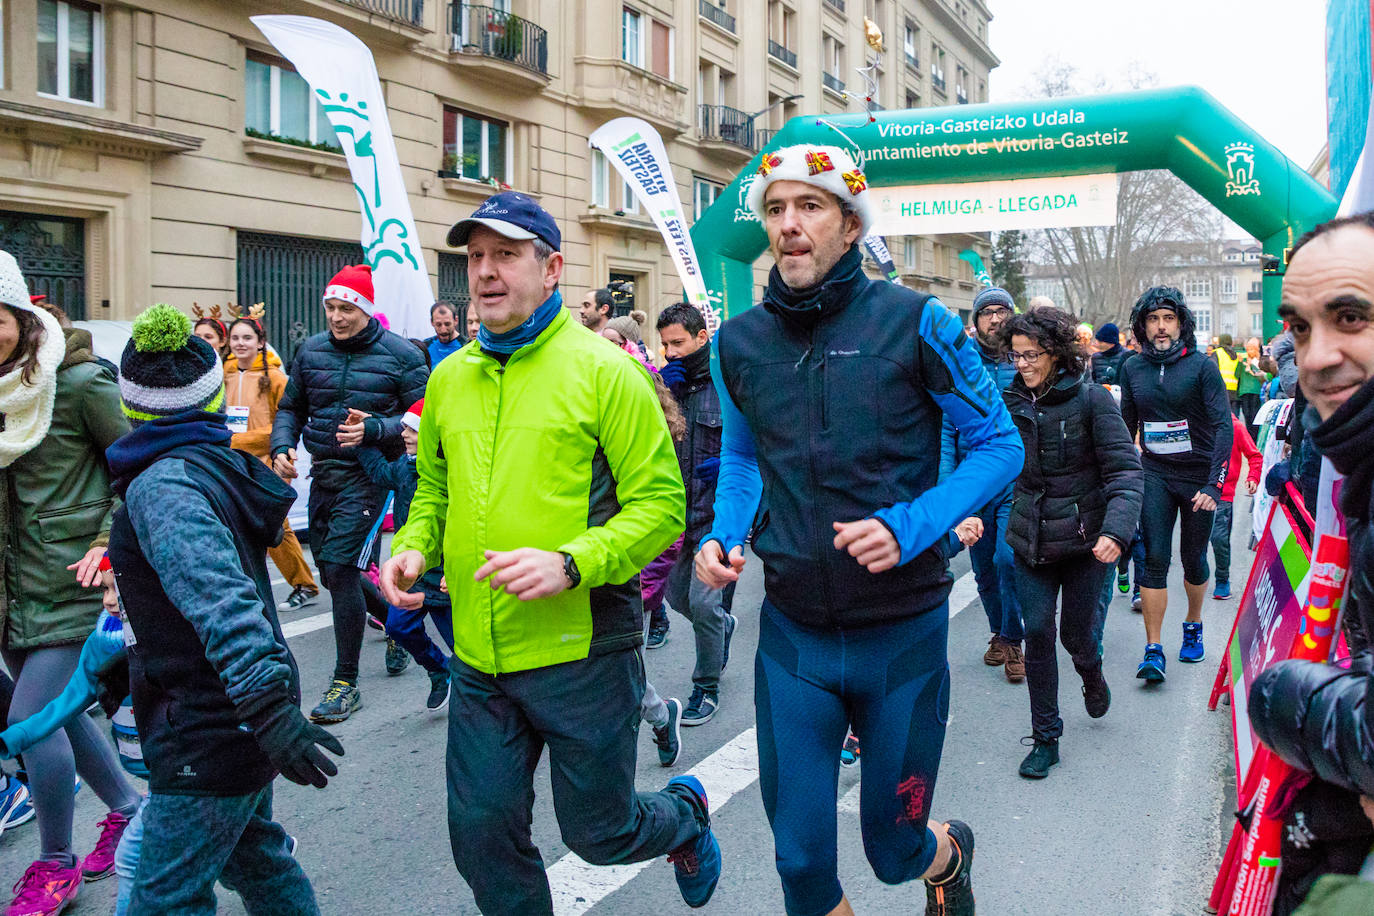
[0,497,1258,915]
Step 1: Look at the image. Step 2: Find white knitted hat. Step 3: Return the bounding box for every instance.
[746,145,875,237]
[0,250,31,310]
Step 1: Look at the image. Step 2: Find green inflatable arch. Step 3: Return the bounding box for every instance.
[691,87,1337,337]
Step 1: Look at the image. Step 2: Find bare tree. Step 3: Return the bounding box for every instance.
[1019,62,1221,328]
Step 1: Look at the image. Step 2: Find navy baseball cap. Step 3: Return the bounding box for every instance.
[446,192,561,251]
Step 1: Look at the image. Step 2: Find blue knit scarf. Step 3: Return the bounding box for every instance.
[477,290,563,355]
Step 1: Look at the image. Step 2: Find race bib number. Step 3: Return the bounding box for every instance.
[226,405,251,434]
[1143,419,1191,455]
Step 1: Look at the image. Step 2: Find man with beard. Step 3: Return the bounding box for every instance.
[1246,212,1374,914]
[941,286,1025,682]
[696,144,1023,916]
[579,288,613,333]
[1119,287,1232,683]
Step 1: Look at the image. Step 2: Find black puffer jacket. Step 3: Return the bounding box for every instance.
[1249,376,1374,795]
[1090,345,1133,386]
[270,319,428,489]
[1004,371,1143,566]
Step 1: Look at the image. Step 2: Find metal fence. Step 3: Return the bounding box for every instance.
[236,232,365,361]
[698,105,755,151]
[698,0,735,32]
[822,72,845,94]
[339,0,424,27]
[449,3,549,75]
[768,40,796,68]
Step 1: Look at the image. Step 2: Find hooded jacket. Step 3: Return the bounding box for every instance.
[671,342,721,548]
[269,317,428,489]
[225,350,286,460]
[1,329,128,650]
[1119,343,1233,499]
[107,413,300,796]
[1248,376,1374,797]
[1003,370,1143,565]
[705,245,1024,626]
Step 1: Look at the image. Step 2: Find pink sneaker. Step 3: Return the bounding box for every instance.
[79,811,130,881]
[7,860,81,916]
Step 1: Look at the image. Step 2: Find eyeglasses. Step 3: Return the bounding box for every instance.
[978,307,1012,320]
[1005,349,1047,365]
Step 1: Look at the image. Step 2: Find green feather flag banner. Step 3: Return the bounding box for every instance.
[958,249,992,287]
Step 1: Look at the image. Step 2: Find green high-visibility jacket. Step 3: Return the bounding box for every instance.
[393,308,685,674]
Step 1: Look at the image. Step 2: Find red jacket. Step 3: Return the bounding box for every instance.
[1221,413,1262,502]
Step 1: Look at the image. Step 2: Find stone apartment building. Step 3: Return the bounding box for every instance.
[0,0,995,354]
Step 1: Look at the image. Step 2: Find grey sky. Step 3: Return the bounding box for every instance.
[986,1,1329,170]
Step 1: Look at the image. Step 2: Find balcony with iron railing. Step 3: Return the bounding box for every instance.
[339,0,425,27]
[1246,290,1263,302]
[822,0,845,12]
[822,71,845,94]
[756,128,777,149]
[931,71,946,93]
[956,86,967,104]
[768,40,797,69]
[698,105,756,155]
[448,3,549,82]
[698,0,735,33]
[905,51,919,72]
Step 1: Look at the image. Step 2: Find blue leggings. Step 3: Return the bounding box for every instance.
[755,599,950,916]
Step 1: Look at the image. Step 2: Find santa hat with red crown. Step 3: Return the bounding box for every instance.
[323,264,375,315]
[402,398,423,432]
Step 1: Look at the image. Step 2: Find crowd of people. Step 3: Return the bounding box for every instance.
[0,137,1368,916]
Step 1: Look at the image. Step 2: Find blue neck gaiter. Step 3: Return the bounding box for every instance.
[477,290,563,355]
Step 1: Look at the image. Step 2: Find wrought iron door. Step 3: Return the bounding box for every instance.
[236,231,363,363]
[0,210,86,319]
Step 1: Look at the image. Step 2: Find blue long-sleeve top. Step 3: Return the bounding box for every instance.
[703,302,1024,566]
[0,612,126,760]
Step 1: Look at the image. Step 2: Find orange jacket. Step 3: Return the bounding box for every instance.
[224,351,286,460]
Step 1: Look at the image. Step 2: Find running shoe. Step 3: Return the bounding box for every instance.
[840,733,861,768]
[1213,582,1232,600]
[1082,669,1111,719]
[646,622,669,650]
[366,614,385,632]
[426,669,450,712]
[924,820,975,916]
[1117,571,1130,594]
[665,775,721,908]
[80,811,131,881]
[1136,643,1166,683]
[721,613,737,672]
[681,687,718,727]
[1017,736,1059,779]
[384,638,410,676]
[982,635,1007,666]
[1003,643,1025,683]
[1179,622,1205,663]
[7,860,81,916]
[0,778,33,838]
[653,698,682,767]
[279,585,319,611]
[1131,590,1142,612]
[310,680,362,724]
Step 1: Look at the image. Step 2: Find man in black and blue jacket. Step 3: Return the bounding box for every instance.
[695,145,1023,916]
[940,286,1025,683]
[107,306,342,915]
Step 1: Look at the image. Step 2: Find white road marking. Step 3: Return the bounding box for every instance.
[948,570,978,619]
[548,728,761,916]
[271,576,287,588]
[281,612,334,639]
[836,781,863,814]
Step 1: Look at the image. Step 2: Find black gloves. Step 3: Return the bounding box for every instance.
[250,701,345,789]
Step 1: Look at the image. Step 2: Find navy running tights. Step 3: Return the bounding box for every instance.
[755,599,950,916]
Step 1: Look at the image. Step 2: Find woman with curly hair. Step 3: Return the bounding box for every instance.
[0,251,143,914]
[998,306,1143,779]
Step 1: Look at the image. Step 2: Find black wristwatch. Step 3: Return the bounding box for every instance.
[560,552,581,588]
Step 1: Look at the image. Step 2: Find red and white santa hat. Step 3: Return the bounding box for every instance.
[402,398,423,432]
[322,264,375,315]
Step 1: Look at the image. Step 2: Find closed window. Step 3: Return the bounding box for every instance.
[442,107,509,183]
[1195,307,1212,334]
[245,52,338,150]
[591,150,637,213]
[622,8,643,67]
[903,236,917,268]
[694,178,722,219]
[1220,274,1238,302]
[37,0,101,104]
[1184,277,1211,303]
[1251,312,1262,334]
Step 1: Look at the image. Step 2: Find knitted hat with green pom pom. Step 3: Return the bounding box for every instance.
[118,304,225,424]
